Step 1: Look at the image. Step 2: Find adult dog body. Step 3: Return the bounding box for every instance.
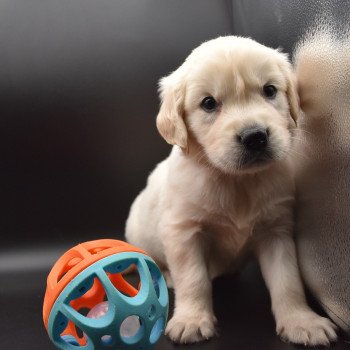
[126,36,337,345]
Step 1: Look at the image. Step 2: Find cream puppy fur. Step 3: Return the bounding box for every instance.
[125,36,337,345]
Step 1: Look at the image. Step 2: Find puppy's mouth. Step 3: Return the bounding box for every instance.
[238,149,275,169]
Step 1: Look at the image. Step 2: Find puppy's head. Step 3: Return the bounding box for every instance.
[156,36,299,175]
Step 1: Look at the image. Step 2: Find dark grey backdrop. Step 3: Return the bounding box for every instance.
[1,0,233,249]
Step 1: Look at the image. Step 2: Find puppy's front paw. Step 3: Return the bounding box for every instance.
[277,310,338,346]
[165,312,217,344]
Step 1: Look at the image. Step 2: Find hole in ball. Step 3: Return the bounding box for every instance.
[150,317,165,344]
[120,315,142,339]
[101,335,113,346]
[147,305,156,320]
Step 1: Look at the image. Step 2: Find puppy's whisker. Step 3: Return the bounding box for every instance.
[290,136,307,143]
[296,128,314,137]
[220,109,233,118]
[287,148,309,160]
[193,150,218,176]
[236,155,245,170]
[195,149,209,165]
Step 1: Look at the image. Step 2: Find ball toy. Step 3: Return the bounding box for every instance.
[43,239,169,350]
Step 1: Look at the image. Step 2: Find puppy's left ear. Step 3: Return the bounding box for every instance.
[280,60,300,124]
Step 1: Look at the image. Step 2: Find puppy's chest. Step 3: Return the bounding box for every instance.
[198,180,264,230]
[197,182,270,257]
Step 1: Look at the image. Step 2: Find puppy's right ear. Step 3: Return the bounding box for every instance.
[156,70,187,150]
[279,58,300,125]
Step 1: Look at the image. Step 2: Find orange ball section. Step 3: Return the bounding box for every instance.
[43,239,147,334]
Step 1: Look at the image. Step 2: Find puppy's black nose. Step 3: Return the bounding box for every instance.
[239,127,268,151]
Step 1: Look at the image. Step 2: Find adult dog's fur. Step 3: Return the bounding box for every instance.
[126,36,337,345]
[294,27,350,333]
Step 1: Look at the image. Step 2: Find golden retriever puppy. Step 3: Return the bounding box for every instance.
[125,36,337,345]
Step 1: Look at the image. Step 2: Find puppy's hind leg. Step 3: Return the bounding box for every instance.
[255,217,338,346]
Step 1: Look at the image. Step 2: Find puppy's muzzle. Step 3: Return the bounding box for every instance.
[238,127,268,152]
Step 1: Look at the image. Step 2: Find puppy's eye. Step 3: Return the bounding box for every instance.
[263,84,277,99]
[201,96,218,112]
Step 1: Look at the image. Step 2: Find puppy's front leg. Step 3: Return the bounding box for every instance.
[162,221,217,344]
[255,213,337,346]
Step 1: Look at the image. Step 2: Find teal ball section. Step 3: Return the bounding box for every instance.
[48,252,169,350]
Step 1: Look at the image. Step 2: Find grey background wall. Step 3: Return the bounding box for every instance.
[1,0,233,248]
